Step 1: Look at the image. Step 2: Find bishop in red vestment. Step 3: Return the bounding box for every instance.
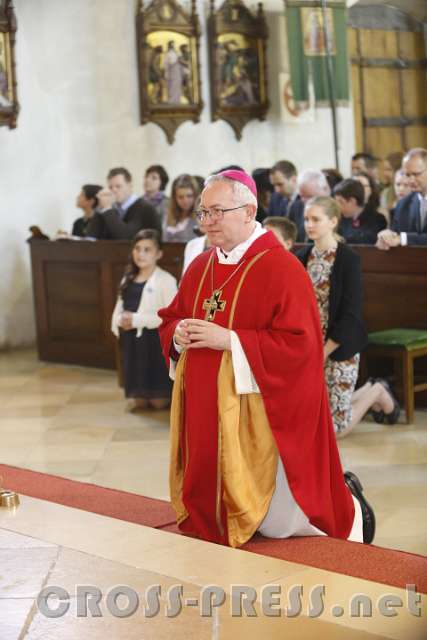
[158,170,375,548]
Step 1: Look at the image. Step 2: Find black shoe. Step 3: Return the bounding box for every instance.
[370,408,385,424]
[375,378,401,425]
[344,471,376,544]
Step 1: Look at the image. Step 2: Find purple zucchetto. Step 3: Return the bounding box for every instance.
[218,169,257,198]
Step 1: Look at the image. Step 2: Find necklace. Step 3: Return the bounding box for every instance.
[314,240,337,256]
[202,255,246,322]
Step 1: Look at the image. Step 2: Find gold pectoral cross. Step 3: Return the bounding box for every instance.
[202,289,226,322]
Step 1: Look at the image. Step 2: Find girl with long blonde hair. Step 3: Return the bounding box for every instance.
[297,196,399,438]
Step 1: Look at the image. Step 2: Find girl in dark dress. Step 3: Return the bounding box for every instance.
[111,230,177,409]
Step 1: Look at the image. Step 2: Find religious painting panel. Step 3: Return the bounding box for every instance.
[136,0,203,144]
[208,0,269,140]
[301,7,336,57]
[0,0,19,129]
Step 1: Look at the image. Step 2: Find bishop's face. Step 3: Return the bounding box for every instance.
[199,182,256,253]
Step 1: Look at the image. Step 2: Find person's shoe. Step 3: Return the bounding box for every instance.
[370,409,385,423]
[344,471,376,544]
[375,378,401,425]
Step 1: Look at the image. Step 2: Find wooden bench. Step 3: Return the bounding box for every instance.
[363,329,427,424]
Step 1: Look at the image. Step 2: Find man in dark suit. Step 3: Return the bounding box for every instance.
[377,148,427,249]
[333,179,386,245]
[268,160,298,217]
[91,167,161,239]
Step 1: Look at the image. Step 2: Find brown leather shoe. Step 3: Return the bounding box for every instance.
[344,471,376,544]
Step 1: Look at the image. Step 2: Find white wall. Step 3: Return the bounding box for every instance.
[0,0,355,348]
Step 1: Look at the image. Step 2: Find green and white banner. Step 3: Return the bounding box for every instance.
[285,1,349,107]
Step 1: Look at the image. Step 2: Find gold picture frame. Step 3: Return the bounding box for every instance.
[208,0,269,140]
[0,0,19,129]
[136,0,203,144]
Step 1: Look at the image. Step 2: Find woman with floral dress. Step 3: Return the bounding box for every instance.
[297,196,400,438]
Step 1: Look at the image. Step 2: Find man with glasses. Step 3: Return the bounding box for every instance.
[158,169,374,549]
[377,147,427,248]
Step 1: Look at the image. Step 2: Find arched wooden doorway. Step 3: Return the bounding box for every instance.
[348,3,427,156]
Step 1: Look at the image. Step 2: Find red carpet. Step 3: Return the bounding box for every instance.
[1,464,426,593]
[0,464,175,528]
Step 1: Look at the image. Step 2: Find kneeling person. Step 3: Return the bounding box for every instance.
[158,170,375,547]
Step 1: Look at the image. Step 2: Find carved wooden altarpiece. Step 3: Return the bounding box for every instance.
[208,0,269,139]
[136,0,203,143]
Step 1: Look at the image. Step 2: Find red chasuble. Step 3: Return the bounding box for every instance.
[158,231,354,547]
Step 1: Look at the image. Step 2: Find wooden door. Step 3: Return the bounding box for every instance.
[348,4,427,157]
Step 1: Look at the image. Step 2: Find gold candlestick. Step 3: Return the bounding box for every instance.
[0,476,20,509]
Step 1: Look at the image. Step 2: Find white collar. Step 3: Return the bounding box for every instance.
[120,193,139,212]
[215,222,266,265]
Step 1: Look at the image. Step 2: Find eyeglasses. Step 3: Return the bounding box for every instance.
[195,205,249,222]
[404,169,427,179]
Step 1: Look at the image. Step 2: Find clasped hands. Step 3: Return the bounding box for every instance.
[118,311,134,331]
[174,319,231,351]
[376,229,401,251]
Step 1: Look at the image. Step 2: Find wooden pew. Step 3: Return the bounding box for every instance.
[29,240,427,371]
[350,245,427,333]
[29,239,182,369]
